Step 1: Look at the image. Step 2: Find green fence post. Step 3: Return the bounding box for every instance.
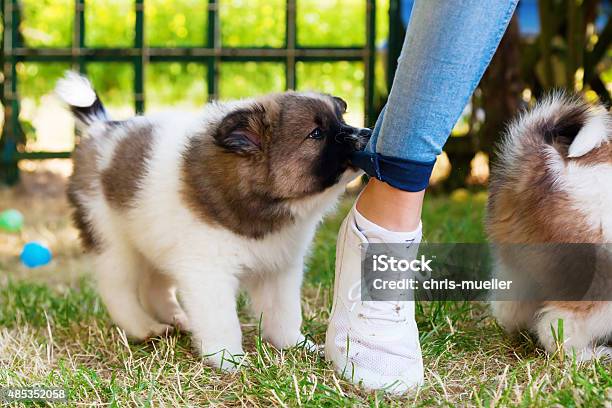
[285,0,296,90]
[365,0,376,127]
[0,0,24,185]
[135,0,145,113]
[73,0,85,73]
[207,0,218,101]
[387,0,405,91]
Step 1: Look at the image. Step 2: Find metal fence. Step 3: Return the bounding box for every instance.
[0,0,378,184]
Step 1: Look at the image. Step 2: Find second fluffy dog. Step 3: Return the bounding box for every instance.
[488,94,611,361]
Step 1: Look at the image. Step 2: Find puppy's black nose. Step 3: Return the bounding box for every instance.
[354,127,372,150]
[359,128,372,138]
[337,126,371,151]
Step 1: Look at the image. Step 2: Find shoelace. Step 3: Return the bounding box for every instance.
[347,281,409,324]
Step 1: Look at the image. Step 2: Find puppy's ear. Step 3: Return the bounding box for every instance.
[215,104,267,154]
[332,96,348,114]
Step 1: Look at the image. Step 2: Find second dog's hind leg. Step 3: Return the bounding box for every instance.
[491,301,540,333]
[535,301,612,361]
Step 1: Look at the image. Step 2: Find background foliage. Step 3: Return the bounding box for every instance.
[7,0,612,189]
[16,0,388,120]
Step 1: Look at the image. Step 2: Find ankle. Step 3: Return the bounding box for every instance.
[356,178,425,232]
[354,206,422,244]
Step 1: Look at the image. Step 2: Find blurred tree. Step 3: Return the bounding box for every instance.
[21,0,72,47]
[85,0,135,47]
[479,16,524,161]
[445,0,611,189]
[146,63,207,109]
[477,0,611,159]
[146,0,206,47]
[525,0,611,103]
[220,62,285,99]
[296,61,365,122]
[221,0,285,47]
[297,0,366,46]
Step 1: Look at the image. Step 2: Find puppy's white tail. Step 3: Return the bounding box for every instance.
[567,106,610,157]
[501,93,611,161]
[55,71,110,132]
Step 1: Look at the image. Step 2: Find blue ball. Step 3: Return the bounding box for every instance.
[20,242,52,268]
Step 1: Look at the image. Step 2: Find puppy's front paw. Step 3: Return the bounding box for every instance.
[576,346,612,362]
[124,322,173,342]
[204,348,246,372]
[147,322,174,338]
[267,331,319,352]
[171,312,190,332]
[299,338,322,354]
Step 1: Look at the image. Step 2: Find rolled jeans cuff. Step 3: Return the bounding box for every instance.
[351,150,435,192]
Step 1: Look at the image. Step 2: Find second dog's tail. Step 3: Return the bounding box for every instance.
[55,71,109,132]
[500,93,610,161]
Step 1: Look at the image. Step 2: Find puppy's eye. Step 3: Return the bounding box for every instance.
[308,128,323,140]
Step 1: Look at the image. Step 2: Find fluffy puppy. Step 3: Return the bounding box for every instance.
[56,72,370,369]
[487,93,612,361]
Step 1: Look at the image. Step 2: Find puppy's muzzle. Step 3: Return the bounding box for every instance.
[337,127,372,151]
[355,128,372,150]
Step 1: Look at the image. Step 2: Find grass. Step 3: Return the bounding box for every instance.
[0,180,610,407]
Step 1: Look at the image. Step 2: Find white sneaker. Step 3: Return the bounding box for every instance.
[325,210,424,394]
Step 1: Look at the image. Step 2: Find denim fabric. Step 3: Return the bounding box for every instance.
[356,0,519,192]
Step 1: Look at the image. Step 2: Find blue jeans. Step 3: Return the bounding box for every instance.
[353,0,519,192]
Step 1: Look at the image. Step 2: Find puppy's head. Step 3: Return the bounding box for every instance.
[213,92,371,198]
[183,92,371,237]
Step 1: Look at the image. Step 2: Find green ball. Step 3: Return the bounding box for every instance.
[0,209,24,232]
